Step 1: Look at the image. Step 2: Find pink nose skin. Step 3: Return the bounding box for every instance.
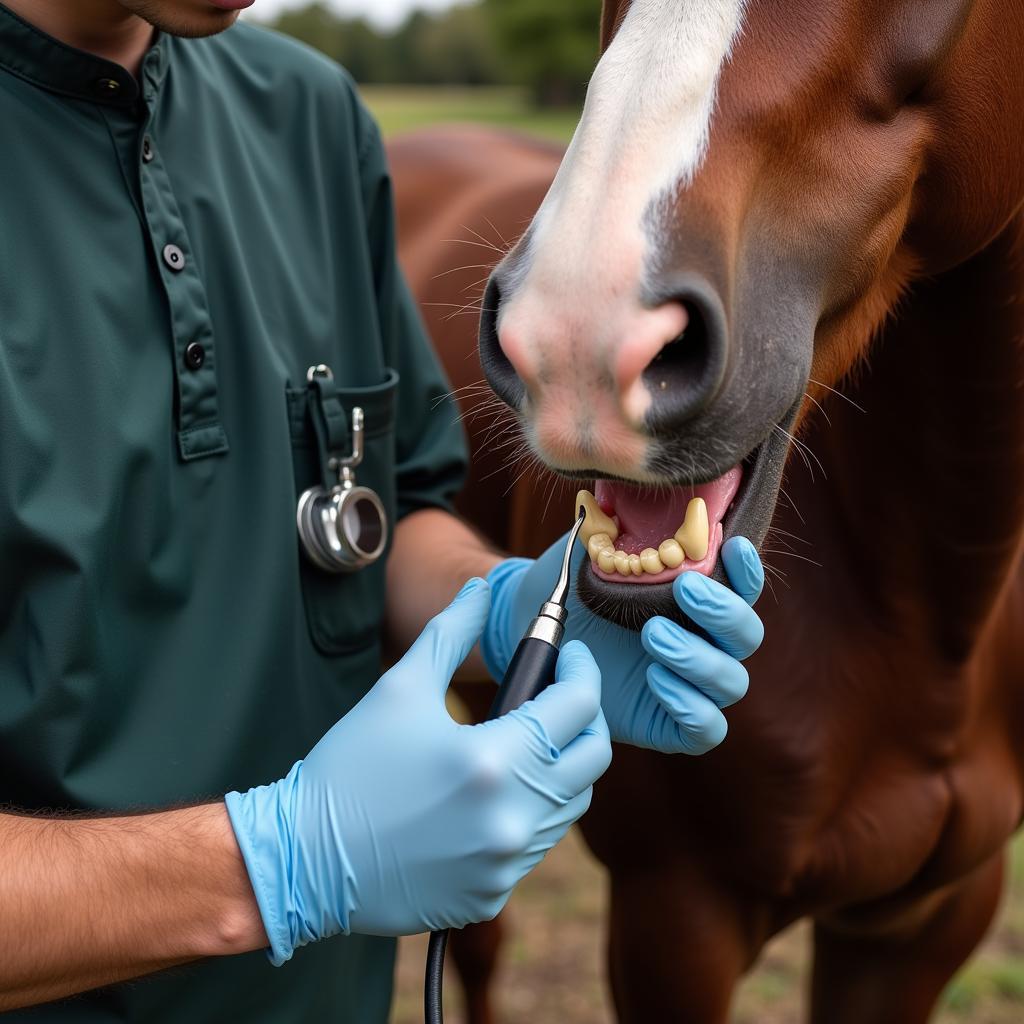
[498,301,690,421]
[613,302,689,423]
[495,299,691,476]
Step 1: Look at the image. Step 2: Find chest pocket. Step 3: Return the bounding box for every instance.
[286,370,398,655]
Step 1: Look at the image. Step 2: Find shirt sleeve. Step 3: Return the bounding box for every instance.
[354,103,470,523]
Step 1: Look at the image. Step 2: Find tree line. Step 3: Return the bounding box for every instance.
[260,0,601,106]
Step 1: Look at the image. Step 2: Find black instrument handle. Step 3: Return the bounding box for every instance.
[487,636,559,720]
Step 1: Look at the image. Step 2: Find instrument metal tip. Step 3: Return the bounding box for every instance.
[549,509,586,609]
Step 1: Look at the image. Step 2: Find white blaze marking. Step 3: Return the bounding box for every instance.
[505,0,746,311]
[497,0,747,465]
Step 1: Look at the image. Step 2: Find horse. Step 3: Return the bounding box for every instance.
[388,0,1024,1020]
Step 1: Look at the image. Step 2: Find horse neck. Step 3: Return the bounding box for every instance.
[802,212,1024,661]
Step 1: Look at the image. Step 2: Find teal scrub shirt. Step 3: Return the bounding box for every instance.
[0,5,468,1020]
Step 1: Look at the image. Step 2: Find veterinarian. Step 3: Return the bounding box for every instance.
[0,1,765,1020]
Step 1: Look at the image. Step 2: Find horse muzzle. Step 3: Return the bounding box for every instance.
[477,255,809,630]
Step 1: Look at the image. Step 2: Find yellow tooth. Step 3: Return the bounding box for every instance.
[597,549,617,574]
[675,497,709,562]
[640,548,664,574]
[658,538,685,569]
[588,532,613,560]
[628,553,643,576]
[576,490,619,548]
[613,550,632,576]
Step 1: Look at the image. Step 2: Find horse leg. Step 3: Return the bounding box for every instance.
[447,681,506,1024]
[607,863,759,1024]
[810,850,1005,1024]
[448,918,505,1024]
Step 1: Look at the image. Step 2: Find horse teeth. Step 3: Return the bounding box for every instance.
[577,489,619,548]
[584,493,710,577]
[588,532,614,560]
[657,538,685,569]
[675,497,709,561]
[640,548,664,574]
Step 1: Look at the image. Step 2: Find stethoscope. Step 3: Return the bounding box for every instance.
[296,364,389,573]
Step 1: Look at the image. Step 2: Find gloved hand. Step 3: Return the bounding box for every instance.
[225,578,611,965]
[482,536,764,754]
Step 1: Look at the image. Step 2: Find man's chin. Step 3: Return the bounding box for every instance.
[121,0,241,39]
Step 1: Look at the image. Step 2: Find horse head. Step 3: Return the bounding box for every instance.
[478,0,1024,630]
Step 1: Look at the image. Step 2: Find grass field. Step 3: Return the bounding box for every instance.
[372,85,1024,1023]
[361,85,580,142]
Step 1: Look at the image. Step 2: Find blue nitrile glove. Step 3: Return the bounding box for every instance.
[483,536,764,754]
[225,578,611,965]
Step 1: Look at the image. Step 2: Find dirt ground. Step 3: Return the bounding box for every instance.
[391,828,1024,1024]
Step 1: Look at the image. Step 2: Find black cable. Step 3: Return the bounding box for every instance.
[424,927,449,1024]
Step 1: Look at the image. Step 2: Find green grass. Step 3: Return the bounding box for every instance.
[360,85,580,142]
[940,962,1024,1017]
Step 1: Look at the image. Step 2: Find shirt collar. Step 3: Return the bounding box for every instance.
[0,2,168,110]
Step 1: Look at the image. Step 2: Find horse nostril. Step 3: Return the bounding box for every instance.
[645,301,710,399]
[478,274,526,411]
[643,295,727,430]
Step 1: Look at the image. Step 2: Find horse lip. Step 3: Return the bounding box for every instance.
[715,393,803,578]
[532,396,794,492]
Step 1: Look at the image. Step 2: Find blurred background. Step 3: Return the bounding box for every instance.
[247,0,597,142]
[251,3,1024,1021]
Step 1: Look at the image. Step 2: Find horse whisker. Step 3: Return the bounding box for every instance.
[803,391,832,428]
[774,424,827,481]
[765,526,812,546]
[462,222,512,255]
[431,262,496,282]
[482,216,515,253]
[440,238,507,253]
[808,376,867,414]
[777,486,807,526]
[761,548,823,568]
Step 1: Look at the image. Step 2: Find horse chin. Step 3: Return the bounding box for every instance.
[574,397,801,632]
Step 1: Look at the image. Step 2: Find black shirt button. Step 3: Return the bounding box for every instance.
[184,342,206,371]
[162,243,185,272]
[142,136,154,163]
[95,77,121,95]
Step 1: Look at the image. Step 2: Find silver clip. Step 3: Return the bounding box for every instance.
[306,363,334,383]
[328,407,365,490]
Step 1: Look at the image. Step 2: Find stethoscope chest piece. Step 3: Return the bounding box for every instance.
[296,478,387,573]
[297,365,388,574]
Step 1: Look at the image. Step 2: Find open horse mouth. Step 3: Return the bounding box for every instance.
[571,400,798,627]
[578,466,742,584]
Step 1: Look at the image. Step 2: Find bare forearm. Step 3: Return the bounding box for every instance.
[0,803,266,1010]
[385,508,504,680]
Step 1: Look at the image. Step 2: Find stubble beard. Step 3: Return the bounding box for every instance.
[117,0,240,38]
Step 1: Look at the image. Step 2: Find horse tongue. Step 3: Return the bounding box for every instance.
[596,482,689,550]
